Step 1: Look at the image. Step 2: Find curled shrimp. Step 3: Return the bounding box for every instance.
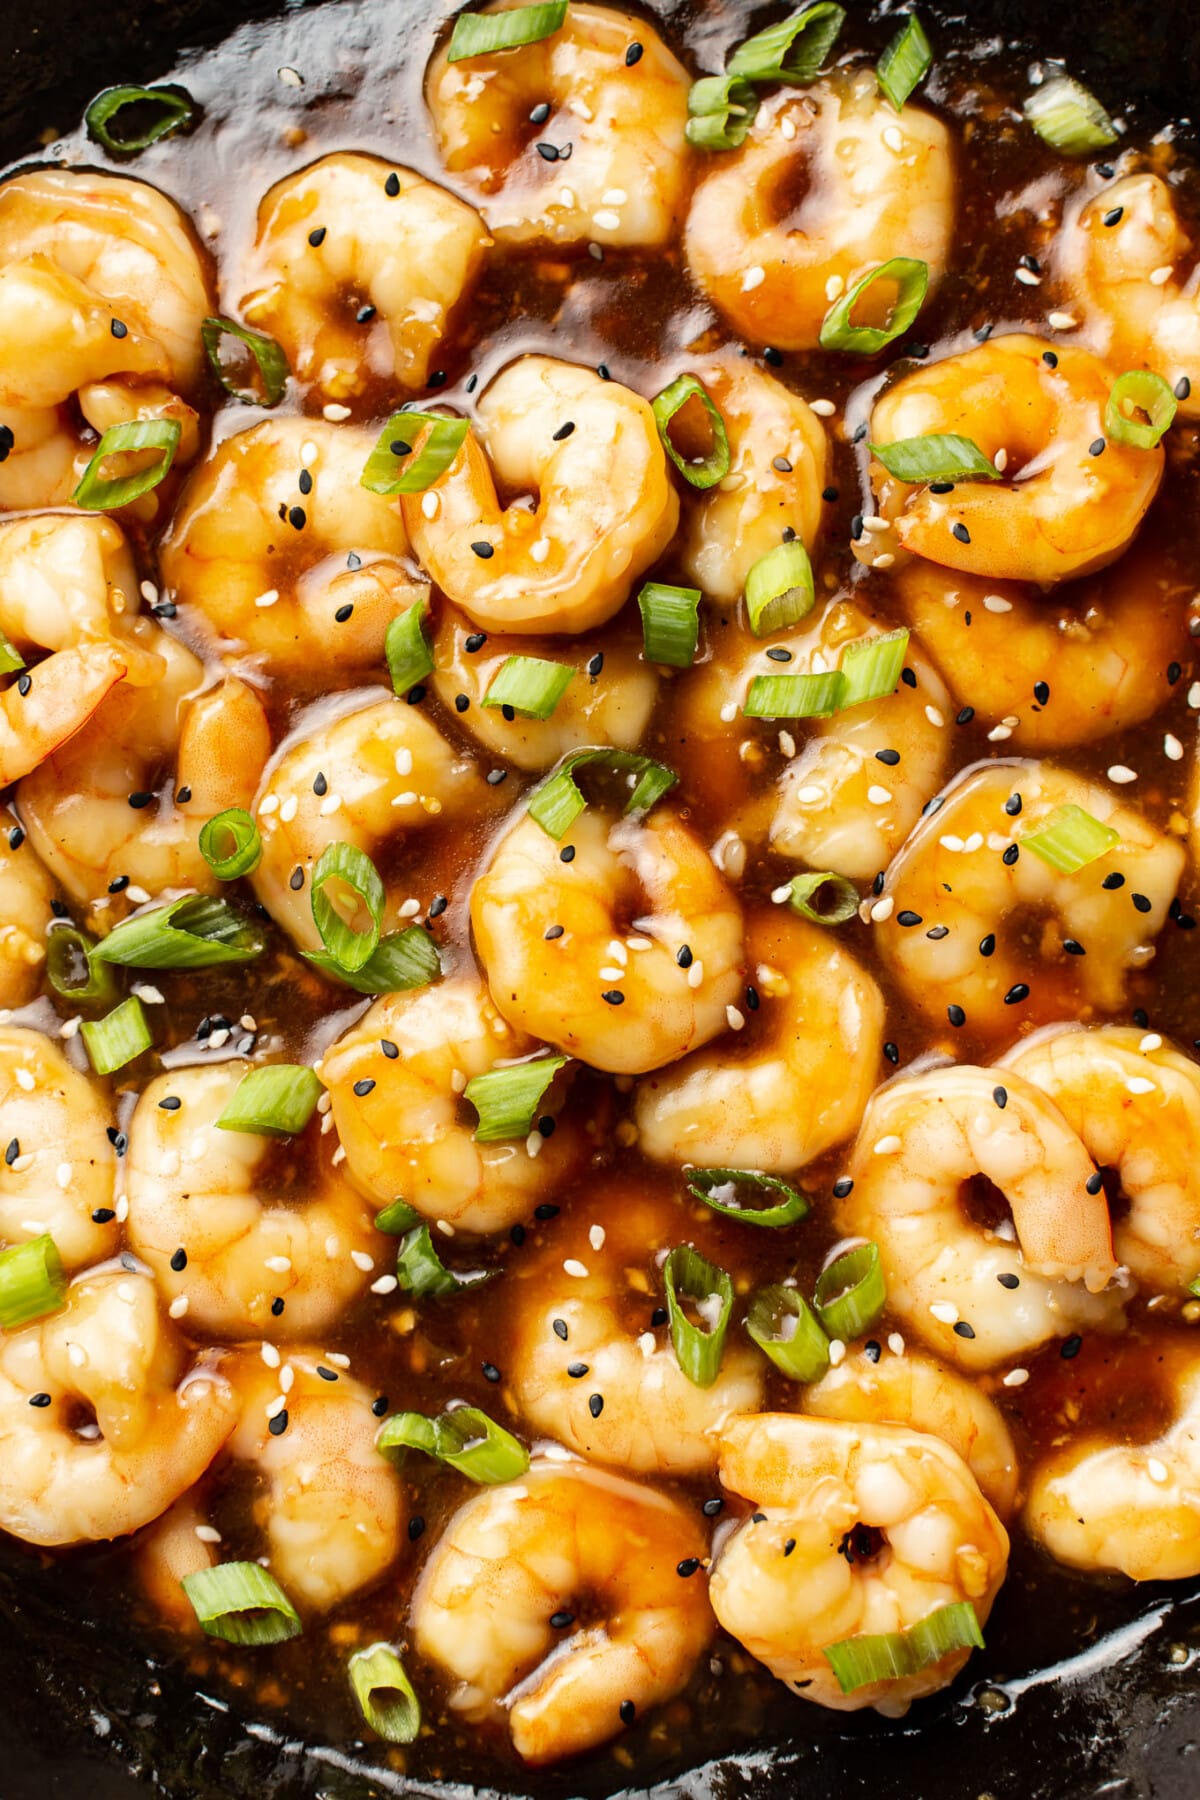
[124,1062,379,1340]
[684,72,955,351]
[0,817,55,1009]
[411,1460,713,1764]
[866,335,1163,585]
[238,152,488,400]
[873,759,1185,1039]
[634,908,884,1173]
[0,1266,236,1546]
[401,356,679,635]
[471,804,745,1074]
[425,1,691,249]
[317,974,589,1235]
[840,1062,1125,1371]
[709,1414,1008,1715]
[0,1027,118,1271]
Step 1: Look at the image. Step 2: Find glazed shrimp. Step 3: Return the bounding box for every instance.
[159,418,426,675]
[318,974,589,1235]
[411,1460,713,1764]
[0,1266,236,1546]
[684,72,955,352]
[238,152,488,399]
[506,1183,765,1474]
[0,1028,118,1271]
[866,335,1163,585]
[840,1062,1125,1372]
[471,805,745,1074]
[401,356,679,635]
[874,759,1184,1038]
[124,1062,379,1340]
[1001,1024,1200,1293]
[710,1415,1008,1715]
[634,908,884,1172]
[0,817,55,1009]
[425,1,691,250]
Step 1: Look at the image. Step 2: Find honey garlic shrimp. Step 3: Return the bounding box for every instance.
[840,1062,1126,1372]
[0,1027,118,1271]
[634,908,883,1173]
[411,1460,713,1764]
[425,1,691,250]
[873,759,1185,1039]
[710,1415,1007,1715]
[685,71,955,352]
[0,817,55,1009]
[401,356,678,635]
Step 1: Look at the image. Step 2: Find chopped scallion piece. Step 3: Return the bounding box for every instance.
[818,257,929,355]
[1024,75,1117,155]
[396,1222,491,1296]
[377,1405,529,1483]
[875,12,932,111]
[870,432,1000,485]
[310,842,385,974]
[685,75,760,152]
[374,1199,423,1235]
[0,1234,67,1331]
[216,1064,322,1137]
[306,924,442,994]
[81,995,152,1075]
[198,807,262,880]
[744,541,815,638]
[181,1561,302,1647]
[73,419,181,511]
[651,375,732,489]
[838,628,910,709]
[447,0,568,62]
[91,895,265,969]
[1105,370,1177,449]
[824,1601,985,1694]
[1022,804,1119,874]
[743,671,845,719]
[664,1245,733,1388]
[728,1,845,82]
[686,1168,810,1227]
[785,870,860,925]
[348,1643,421,1744]
[201,317,289,406]
[85,84,196,156]
[384,599,435,697]
[361,412,469,494]
[1190,1275,1200,1299]
[813,1241,886,1339]
[746,1283,830,1381]
[483,655,575,718]
[465,1054,568,1142]
[0,630,25,675]
[527,748,677,839]
[45,926,120,1008]
[638,582,701,668]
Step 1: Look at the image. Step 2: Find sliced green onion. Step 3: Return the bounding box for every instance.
[1189,1275,1200,1299]
[785,870,860,925]
[664,1245,733,1388]
[746,1284,830,1381]
[651,375,731,490]
[200,317,288,406]
[181,1562,302,1647]
[0,630,25,675]
[814,1241,886,1339]
[310,842,385,974]
[85,84,196,156]
[1022,804,1119,875]
[1024,75,1117,155]
[374,1199,422,1235]
[686,1168,810,1227]
[216,1065,322,1137]
[839,628,910,709]
[396,1223,491,1297]
[447,0,568,62]
[199,808,262,880]
[80,995,152,1075]
[819,257,929,355]
[45,927,121,1008]
[1105,371,1177,450]
[744,541,815,638]
[638,582,701,668]
[685,74,761,151]
[869,432,1000,485]
[348,1643,421,1744]
[465,1054,568,1143]
[824,1601,985,1694]
[361,412,469,495]
[876,13,932,111]
[92,895,265,969]
[384,599,435,697]
[483,655,575,719]
[73,419,181,511]
[527,748,677,839]
[728,1,845,82]
[0,1235,67,1331]
[305,924,441,995]
[378,1406,529,1483]
[377,1410,440,1458]
[743,672,845,718]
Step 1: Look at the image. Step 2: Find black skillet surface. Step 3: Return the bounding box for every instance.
[2,1,1200,1795]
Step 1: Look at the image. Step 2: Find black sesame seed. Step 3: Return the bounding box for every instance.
[529,101,551,124]
[8,826,24,850]
[356,304,377,323]
[1004,793,1023,816]
[596,364,611,381]
[897,910,923,928]
[550,1610,574,1628]
[428,894,448,919]
[159,1095,182,1112]
[772,455,793,473]
[625,40,643,63]
[1061,1334,1083,1359]
[850,514,864,541]
[1019,254,1041,273]
[676,1557,700,1577]
[619,1701,636,1726]
[308,226,326,246]
[334,603,354,623]
[170,1248,188,1272]
[866,1338,884,1364]
[268,1410,289,1436]
[1102,871,1125,889]
[1004,983,1030,1005]
[470,540,494,559]
[1168,661,1183,685]
[588,1393,604,1417]
[353,1078,376,1097]
[486,768,507,785]
[271,1297,285,1316]
[997,1272,1020,1290]
[552,421,576,441]
[956,706,975,725]
[948,1004,966,1027]
[767,646,792,662]
[92,1207,116,1224]
[951,522,971,544]
[1002,843,1020,866]
[501,704,515,722]
[702,1497,724,1517]
[873,871,885,896]
[289,866,305,891]
[832,1177,853,1199]
[993,1085,1008,1109]
[1063,938,1085,956]
[1089,436,1106,456]
[408,1515,425,1541]
[535,141,560,161]
[455,692,470,713]
[926,925,949,941]
[50,899,68,919]
[560,844,576,863]
[510,1223,526,1246]
[1086,1171,1104,1195]
[764,347,784,367]
[928,481,954,495]
[288,505,306,530]
[553,1318,569,1341]
[953,1320,976,1339]
[884,1042,899,1064]
[586,651,604,678]
[109,875,129,892]
[313,771,328,796]
[745,985,760,1011]
[676,944,693,968]
[3,1138,17,1165]
[128,791,154,809]
[1103,207,1124,227]
[901,667,918,688]
[567,1362,589,1378]
[535,1203,560,1220]
[1176,376,1192,401]
[482,1361,501,1383]
[0,424,12,462]
[601,989,624,1006]
[1131,892,1152,914]
[29,1393,51,1408]
[1042,350,1058,368]
[876,748,901,766]
[1033,680,1050,705]
[384,170,401,197]
[298,468,313,497]
[111,318,128,339]
[544,924,565,941]
[650,1306,668,1327]
[380,1039,400,1058]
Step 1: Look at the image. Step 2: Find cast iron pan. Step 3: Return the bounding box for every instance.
[2,1,1200,1794]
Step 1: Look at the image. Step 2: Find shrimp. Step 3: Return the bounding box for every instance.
[873,759,1185,1038]
[317,974,589,1235]
[0,816,55,1009]
[709,1414,1008,1715]
[684,72,955,352]
[866,335,1163,585]
[158,417,426,676]
[238,153,488,400]
[471,805,745,1075]
[634,908,884,1173]
[401,356,679,635]
[424,1,691,250]
[0,1027,118,1271]
[1001,1024,1200,1293]
[839,1062,1126,1372]
[411,1460,713,1763]
[124,1062,379,1340]
[506,1182,765,1474]
[0,1266,236,1546]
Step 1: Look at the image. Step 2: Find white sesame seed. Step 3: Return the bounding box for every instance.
[592,208,622,231]
[771,883,793,904]
[872,551,896,570]
[323,402,351,421]
[824,273,845,302]
[867,785,892,806]
[563,1258,589,1278]
[195,1524,222,1544]
[68,1343,86,1367]
[638,1331,656,1357]
[874,1134,902,1155]
[126,885,151,905]
[115,1195,128,1223]
[882,124,904,153]
[168,1295,189,1320]
[158,1149,180,1177]
[993,447,1009,473]
[1047,310,1077,330]
[719,701,738,723]
[983,594,1013,613]
[939,834,965,852]
[589,1224,606,1251]
[870,896,895,922]
[55,1162,71,1190]
[687,960,704,988]
[1147,1457,1170,1482]
[778,730,796,758]
[265,1255,292,1273]
[810,399,836,417]
[279,795,298,823]
[254,589,280,609]
[259,794,279,815]
[930,1300,959,1324]
[1002,1367,1030,1387]
[862,514,889,534]
[796,784,825,804]
[1149,265,1174,286]
[59,1017,81,1040]
[278,65,303,86]
[987,724,1014,742]
[525,1129,544,1157]
[1189,681,1200,709]
[1107,764,1137,784]
[261,1343,281,1369]
[1015,266,1042,286]
[726,1004,745,1031]
[780,114,796,139]
[530,537,551,563]
[421,491,439,519]
[828,1338,847,1366]
[318,793,343,815]
[887,1331,906,1356]
[371,1273,399,1294]
[265,1394,287,1419]
[1164,733,1184,761]
[924,704,945,727]
[324,1351,351,1368]
[741,265,765,292]
[14,1067,33,1091]
[601,187,628,205]
[279,1365,294,1393]
[399,897,421,919]
[1139,1033,1163,1053]
[559,187,576,207]
[1126,1077,1157,1095]
[963,832,984,852]
[350,1250,375,1272]
[132,983,165,1005]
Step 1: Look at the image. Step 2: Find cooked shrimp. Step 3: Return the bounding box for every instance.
[411,1460,713,1763]
[317,974,589,1235]
[0,1027,117,1271]
[839,1062,1125,1371]
[867,335,1163,585]
[0,817,55,1009]
[685,72,955,352]
[710,1414,1008,1715]
[124,1062,379,1340]
[471,805,745,1074]
[0,638,129,787]
[634,908,883,1172]
[873,759,1184,1038]
[0,1266,236,1546]
[425,1,691,249]
[238,152,488,399]
[159,417,426,675]
[401,356,678,635]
